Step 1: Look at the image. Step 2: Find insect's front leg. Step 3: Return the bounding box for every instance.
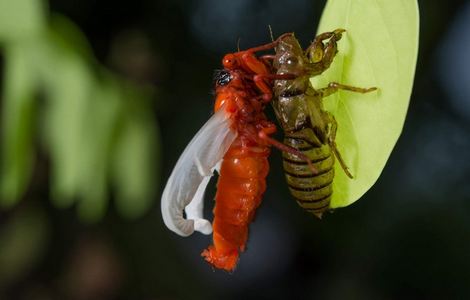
[306,29,345,67]
[241,52,272,77]
[259,54,275,66]
[234,33,293,75]
[230,33,294,76]
[324,112,354,179]
[316,82,377,99]
[321,29,345,69]
[252,73,297,103]
[242,32,293,54]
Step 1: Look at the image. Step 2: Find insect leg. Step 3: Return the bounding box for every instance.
[324,112,354,179]
[285,130,323,148]
[317,82,377,98]
[259,54,275,66]
[306,29,345,66]
[243,32,294,53]
[251,73,298,103]
[236,32,294,75]
[257,124,318,174]
[235,33,295,76]
[321,29,345,66]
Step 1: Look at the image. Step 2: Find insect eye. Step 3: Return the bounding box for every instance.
[214,69,232,86]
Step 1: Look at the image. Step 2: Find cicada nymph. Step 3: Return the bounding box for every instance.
[272,30,377,218]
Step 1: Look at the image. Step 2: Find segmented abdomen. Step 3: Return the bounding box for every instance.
[202,140,269,271]
[282,128,334,218]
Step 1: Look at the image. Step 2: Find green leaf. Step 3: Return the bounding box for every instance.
[36,34,95,208]
[48,14,96,62]
[0,12,160,220]
[311,0,419,208]
[0,0,46,42]
[75,77,121,222]
[15,15,110,217]
[0,46,36,207]
[111,86,160,219]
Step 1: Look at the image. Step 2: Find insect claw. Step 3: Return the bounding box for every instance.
[334,28,346,34]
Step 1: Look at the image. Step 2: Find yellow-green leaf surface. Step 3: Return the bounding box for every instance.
[311,0,419,208]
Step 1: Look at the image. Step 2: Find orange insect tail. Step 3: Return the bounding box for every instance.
[201,246,239,272]
[201,143,269,271]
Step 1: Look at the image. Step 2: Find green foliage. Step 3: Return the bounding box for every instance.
[0,1,160,221]
[0,0,46,42]
[311,0,419,208]
[111,85,160,220]
[0,46,37,205]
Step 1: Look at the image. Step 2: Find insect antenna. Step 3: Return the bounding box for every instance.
[268,25,274,42]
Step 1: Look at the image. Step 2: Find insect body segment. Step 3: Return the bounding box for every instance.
[282,129,335,217]
[272,31,376,218]
[202,134,271,271]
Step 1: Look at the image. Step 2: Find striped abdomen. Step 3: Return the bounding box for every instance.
[202,140,269,271]
[282,128,334,218]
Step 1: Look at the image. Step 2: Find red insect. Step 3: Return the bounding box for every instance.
[201,68,275,271]
[161,37,311,271]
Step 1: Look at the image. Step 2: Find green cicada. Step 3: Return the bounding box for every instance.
[272,30,376,218]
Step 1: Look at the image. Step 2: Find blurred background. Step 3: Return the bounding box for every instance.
[1,0,470,299]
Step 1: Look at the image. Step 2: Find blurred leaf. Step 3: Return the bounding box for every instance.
[30,25,119,221]
[0,11,160,220]
[311,0,419,208]
[0,46,36,207]
[35,34,95,208]
[111,86,160,219]
[48,14,96,63]
[0,205,49,287]
[76,77,121,222]
[0,0,46,42]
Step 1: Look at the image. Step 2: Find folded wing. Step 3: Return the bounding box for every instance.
[161,107,236,236]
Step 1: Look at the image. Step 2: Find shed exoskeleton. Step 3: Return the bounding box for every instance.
[272,30,376,218]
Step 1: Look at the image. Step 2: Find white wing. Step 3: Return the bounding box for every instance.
[161,107,236,237]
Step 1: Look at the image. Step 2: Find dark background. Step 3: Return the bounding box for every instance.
[2,0,470,299]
